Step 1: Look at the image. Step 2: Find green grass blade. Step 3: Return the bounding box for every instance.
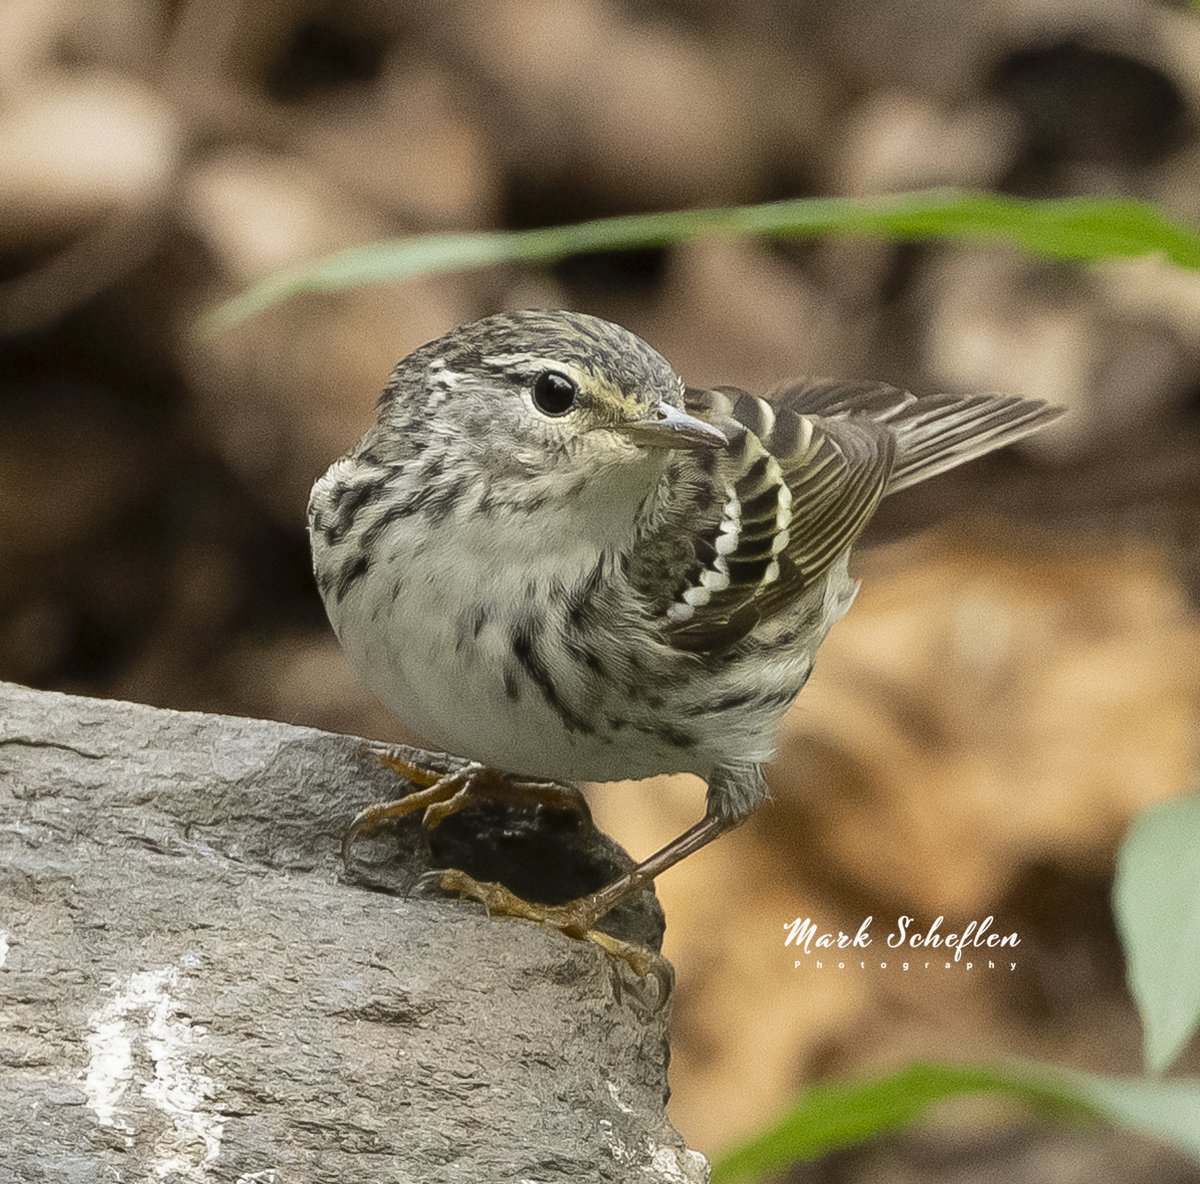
[710,1061,1200,1182]
[196,190,1200,338]
[1114,792,1200,1074]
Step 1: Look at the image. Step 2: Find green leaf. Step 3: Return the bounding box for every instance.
[710,1063,1088,1182]
[1114,792,1200,1074]
[196,190,1200,338]
[710,1062,1200,1183]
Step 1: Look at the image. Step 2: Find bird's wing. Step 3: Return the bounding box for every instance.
[635,383,897,654]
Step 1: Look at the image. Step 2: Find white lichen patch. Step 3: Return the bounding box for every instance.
[83,966,224,1178]
[84,985,137,1139]
[649,1144,710,1182]
[599,1117,635,1165]
[606,1079,636,1115]
[602,1082,707,1182]
[0,930,9,968]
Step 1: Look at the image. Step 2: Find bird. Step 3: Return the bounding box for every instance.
[308,308,1062,972]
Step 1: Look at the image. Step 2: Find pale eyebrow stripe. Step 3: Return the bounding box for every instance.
[480,352,548,368]
[479,355,601,388]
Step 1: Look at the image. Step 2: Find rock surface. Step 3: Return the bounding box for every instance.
[0,681,703,1184]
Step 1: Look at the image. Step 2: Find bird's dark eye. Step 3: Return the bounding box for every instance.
[531,371,578,416]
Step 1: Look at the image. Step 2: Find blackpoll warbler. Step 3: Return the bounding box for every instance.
[309,310,1062,971]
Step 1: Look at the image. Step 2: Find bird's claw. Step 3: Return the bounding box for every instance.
[341,765,473,864]
[423,868,671,997]
[342,757,590,865]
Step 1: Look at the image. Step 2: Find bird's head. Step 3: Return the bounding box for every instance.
[374,310,727,488]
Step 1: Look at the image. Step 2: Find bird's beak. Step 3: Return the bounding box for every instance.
[615,402,729,451]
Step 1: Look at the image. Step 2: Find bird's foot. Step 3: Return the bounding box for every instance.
[425,867,670,991]
[343,755,590,862]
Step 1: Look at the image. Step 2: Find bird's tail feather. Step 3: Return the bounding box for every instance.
[884,393,1063,493]
[768,377,1063,493]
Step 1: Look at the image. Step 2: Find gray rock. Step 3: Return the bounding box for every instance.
[0,681,707,1183]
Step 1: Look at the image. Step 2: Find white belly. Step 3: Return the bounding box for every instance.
[324,510,706,782]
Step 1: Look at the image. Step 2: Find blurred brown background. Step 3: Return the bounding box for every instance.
[3,0,1200,1174]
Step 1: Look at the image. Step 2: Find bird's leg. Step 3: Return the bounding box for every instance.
[432,815,730,983]
[342,753,590,863]
[435,813,729,935]
[428,764,766,978]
